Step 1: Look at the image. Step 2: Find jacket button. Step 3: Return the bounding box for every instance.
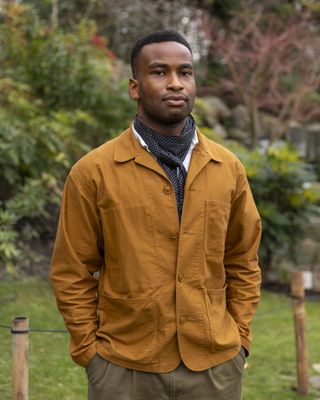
[171,230,178,239]
[179,317,186,325]
[178,273,185,282]
[163,185,173,195]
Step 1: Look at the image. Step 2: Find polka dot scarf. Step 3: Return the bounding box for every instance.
[134,115,195,221]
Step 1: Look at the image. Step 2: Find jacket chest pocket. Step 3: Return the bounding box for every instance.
[99,203,161,294]
[203,200,231,256]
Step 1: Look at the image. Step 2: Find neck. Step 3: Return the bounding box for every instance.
[137,114,187,137]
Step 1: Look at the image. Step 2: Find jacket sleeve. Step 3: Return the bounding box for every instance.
[50,165,103,367]
[224,160,262,355]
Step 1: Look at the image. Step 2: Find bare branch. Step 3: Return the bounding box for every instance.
[209,7,320,145]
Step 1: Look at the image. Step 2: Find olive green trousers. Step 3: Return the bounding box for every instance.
[86,349,245,400]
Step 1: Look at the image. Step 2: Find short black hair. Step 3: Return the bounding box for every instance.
[130,29,193,78]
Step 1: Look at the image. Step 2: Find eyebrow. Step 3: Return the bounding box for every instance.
[148,62,194,69]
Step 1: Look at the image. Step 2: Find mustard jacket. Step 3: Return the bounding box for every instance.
[50,127,261,373]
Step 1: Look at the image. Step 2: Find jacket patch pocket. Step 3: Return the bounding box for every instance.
[204,201,231,256]
[204,285,240,352]
[98,294,157,364]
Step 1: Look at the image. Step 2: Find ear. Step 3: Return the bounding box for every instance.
[129,78,139,101]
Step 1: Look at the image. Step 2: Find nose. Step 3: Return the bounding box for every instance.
[167,72,183,91]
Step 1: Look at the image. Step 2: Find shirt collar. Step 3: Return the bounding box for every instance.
[131,122,199,153]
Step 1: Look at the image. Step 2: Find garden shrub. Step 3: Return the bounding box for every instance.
[228,141,320,278]
[0,4,135,273]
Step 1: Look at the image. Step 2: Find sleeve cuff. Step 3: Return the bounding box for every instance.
[72,341,99,368]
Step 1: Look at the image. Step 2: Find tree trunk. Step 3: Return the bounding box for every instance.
[249,101,259,149]
[51,0,58,29]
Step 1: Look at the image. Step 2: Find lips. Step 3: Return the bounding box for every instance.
[163,95,187,107]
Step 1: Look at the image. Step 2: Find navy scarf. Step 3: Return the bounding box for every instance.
[134,115,195,221]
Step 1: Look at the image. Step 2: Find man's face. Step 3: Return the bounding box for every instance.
[129,41,196,129]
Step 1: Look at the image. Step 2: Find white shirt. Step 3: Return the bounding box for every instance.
[131,123,199,173]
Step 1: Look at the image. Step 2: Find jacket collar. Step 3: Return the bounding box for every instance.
[114,125,224,189]
[114,126,168,179]
[194,129,223,163]
[113,127,139,162]
[114,126,223,164]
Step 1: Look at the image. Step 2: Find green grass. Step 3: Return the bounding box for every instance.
[244,291,320,399]
[0,278,319,400]
[0,279,86,400]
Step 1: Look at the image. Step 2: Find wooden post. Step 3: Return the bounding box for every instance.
[12,317,29,400]
[291,271,309,396]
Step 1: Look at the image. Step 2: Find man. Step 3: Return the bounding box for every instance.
[51,29,261,400]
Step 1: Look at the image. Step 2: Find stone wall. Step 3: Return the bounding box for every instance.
[195,96,320,164]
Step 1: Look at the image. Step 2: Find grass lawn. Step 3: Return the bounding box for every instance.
[0,278,319,400]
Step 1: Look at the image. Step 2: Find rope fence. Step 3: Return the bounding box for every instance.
[0,270,314,399]
[0,304,295,333]
[0,324,67,333]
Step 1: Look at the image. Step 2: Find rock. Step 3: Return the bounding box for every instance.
[287,122,320,162]
[312,364,320,374]
[260,112,280,139]
[213,123,228,139]
[295,237,320,269]
[194,96,231,129]
[310,375,320,390]
[228,127,250,144]
[306,123,320,134]
[204,96,231,120]
[231,105,250,131]
[231,105,270,141]
[193,97,217,128]
[305,123,320,162]
[313,271,320,293]
[278,374,295,381]
[287,122,308,158]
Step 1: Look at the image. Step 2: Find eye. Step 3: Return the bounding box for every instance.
[153,70,165,76]
[181,70,193,77]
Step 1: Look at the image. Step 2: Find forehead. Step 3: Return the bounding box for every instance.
[138,41,193,67]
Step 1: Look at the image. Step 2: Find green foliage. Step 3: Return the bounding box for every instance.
[230,141,320,274]
[200,126,320,276]
[211,0,240,17]
[0,4,135,272]
[0,209,20,273]
[0,77,90,269]
[195,0,240,17]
